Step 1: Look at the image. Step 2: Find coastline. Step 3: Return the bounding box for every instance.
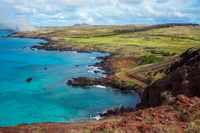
[1,25,200,132]
[8,32,143,97]
[7,31,143,121]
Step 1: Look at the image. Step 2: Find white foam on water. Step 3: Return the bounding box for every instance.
[89,57,96,59]
[88,66,101,73]
[93,85,107,89]
[89,115,102,120]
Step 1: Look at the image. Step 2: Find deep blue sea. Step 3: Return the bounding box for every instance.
[0,30,140,127]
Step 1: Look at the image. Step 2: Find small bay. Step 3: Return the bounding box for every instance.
[0,31,140,127]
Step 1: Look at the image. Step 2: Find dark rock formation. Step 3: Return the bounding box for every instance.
[93,55,115,76]
[168,46,200,73]
[67,77,94,86]
[67,75,143,98]
[94,70,100,73]
[98,107,133,117]
[139,46,200,109]
[26,78,33,82]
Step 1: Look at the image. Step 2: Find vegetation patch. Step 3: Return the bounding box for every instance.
[145,116,152,121]
[137,55,164,66]
[184,119,200,133]
[151,50,177,56]
[126,81,137,86]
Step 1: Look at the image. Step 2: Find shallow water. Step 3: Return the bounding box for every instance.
[0,31,140,127]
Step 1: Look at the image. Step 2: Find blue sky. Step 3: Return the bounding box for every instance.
[0,0,200,27]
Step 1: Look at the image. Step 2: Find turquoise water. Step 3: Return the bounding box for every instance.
[0,31,140,127]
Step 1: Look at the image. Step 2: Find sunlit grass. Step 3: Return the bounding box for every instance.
[51,25,200,57]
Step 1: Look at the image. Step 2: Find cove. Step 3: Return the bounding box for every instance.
[0,30,140,127]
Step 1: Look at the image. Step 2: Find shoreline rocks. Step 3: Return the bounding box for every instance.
[67,76,143,98]
[98,107,133,117]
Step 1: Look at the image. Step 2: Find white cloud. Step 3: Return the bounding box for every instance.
[14,5,32,13]
[94,0,112,5]
[78,13,94,23]
[119,0,144,4]
[1,0,26,4]
[156,0,168,3]
[60,0,92,7]
[0,10,37,31]
[0,0,199,26]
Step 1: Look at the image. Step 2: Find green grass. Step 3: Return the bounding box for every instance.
[136,55,164,66]
[145,116,152,121]
[17,25,200,58]
[126,81,137,86]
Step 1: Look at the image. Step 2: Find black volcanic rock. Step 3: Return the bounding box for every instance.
[26,78,33,82]
[67,77,94,86]
[94,70,100,73]
[139,46,200,109]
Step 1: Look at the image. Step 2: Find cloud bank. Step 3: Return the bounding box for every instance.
[0,0,199,27]
[0,10,37,31]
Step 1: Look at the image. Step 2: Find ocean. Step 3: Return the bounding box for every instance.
[0,30,140,127]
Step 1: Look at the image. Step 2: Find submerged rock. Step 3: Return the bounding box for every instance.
[26,78,33,82]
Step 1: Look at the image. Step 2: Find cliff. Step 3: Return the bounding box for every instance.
[139,46,200,109]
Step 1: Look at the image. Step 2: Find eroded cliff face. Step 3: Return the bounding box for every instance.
[139,46,200,109]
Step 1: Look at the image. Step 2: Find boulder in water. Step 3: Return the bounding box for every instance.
[26,78,33,82]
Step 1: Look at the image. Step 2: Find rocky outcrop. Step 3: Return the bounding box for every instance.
[67,77,94,86]
[67,76,143,97]
[67,76,125,88]
[94,55,115,76]
[139,46,200,109]
[26,78,33,82]
[98,107,133,117]
[168,46,200,73]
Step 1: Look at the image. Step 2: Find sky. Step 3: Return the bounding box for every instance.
[0,0,200,29]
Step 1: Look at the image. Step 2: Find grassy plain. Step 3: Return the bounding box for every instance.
[48,25,200,56]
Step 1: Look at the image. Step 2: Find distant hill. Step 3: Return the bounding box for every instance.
[73,23,89,26]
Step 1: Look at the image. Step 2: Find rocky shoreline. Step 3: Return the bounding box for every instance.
[8,32,143,118]
[8,32,142,92]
